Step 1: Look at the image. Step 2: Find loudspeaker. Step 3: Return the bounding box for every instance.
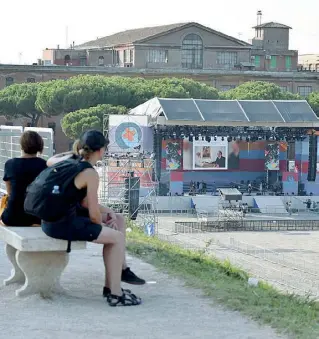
[124,176,140,220]
[307,135,317,182]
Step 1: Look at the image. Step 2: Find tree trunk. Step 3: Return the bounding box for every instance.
[31,114,41,127]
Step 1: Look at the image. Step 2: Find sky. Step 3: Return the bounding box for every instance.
[1,0,318,64]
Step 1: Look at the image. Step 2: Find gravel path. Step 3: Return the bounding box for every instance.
[0,241,284,339]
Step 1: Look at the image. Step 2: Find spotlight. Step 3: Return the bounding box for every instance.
[246,136,250,142]
[227,136,232,142]
[214,136,217,141]
[189,135,193,142]
[205,136,211,142]
[195,136,199,141]
[221,137,224,141]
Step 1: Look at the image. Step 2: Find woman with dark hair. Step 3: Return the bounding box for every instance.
[42,130,141,306]
[1,131,47,226]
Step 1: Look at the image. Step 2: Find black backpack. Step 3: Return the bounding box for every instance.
[24,158,92,222]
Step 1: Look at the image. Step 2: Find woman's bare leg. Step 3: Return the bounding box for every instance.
[114,214,128,269]
[93,227,124,296]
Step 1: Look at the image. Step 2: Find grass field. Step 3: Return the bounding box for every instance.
[127,227,319,339]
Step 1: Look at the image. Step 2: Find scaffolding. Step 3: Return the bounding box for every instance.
[217,189,244,228]
[99,114,158,234]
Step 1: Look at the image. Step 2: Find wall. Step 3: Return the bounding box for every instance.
[0,65,318,93]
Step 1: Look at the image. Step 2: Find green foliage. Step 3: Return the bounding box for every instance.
[36,75,219,114]
[307,92,319,115]
[0,83,43,126]
[221,81,300,100]
[61,104,127,140]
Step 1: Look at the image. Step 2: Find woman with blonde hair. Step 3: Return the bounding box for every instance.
[42,130,141,306]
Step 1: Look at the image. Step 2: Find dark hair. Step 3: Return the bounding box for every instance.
[20,131,44,154]
[78,130,108,159]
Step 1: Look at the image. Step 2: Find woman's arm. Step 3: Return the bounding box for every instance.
[47,152,74,167]
[78,170,102,225]
[5,181,11,196]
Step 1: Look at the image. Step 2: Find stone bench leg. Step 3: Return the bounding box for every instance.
[15,250,69,297]
[3,244,26,286]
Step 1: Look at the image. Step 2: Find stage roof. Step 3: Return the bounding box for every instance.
[129,97,319,127]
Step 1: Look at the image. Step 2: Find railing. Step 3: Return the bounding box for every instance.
[174,219,319,232]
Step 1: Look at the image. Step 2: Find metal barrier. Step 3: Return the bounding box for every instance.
[174,219,319,232]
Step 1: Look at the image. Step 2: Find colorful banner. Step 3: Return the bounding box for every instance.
[193,139,228,170]
[164,140,182,170]
[265,143,279,171]
[108,115,153,154]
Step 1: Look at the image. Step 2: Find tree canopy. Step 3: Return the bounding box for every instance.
[61,104,127,140]
[0,83,44,126]
[308,92,319,115]
[221,81,300,100]
[35,75,220,115]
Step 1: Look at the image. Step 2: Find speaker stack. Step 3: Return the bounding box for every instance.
[124,173,140,220]
[307,134,317,182]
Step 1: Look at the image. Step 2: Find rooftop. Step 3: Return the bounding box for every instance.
[129,98,319,127]
[253,22,292,29]
[76,22,251,49]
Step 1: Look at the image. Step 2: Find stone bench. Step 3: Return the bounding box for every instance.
[0,227,86,297]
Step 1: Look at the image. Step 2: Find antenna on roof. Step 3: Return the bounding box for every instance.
[65,26,69,48]
[257,10,262,26]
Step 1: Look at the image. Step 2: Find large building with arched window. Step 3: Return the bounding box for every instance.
[69,22,253,70]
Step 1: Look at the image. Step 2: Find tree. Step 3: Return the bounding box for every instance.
[36,75,220,115]
[0,83,45,126]
[221,81,300,100]
[61,104,127,140]
[308,92,319,115]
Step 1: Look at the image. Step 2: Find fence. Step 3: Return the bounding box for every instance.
[0,126,54,194]
[157,219,319,298]
[174,219,319,233]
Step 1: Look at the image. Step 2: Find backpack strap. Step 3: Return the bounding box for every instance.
[65,160,93,253]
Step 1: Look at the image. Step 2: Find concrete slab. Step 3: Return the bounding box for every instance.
[0,227,86,251]
[0,241,284,339]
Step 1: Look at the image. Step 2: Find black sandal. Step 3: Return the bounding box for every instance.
[107,291,142,306]
[103,287,134,298]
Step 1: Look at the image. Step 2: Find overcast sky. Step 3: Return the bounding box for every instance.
[1,0,318,64]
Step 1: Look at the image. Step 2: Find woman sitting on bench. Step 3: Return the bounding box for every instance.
[1,131,47,226]
[42,130,142,306]
[47,139,146,287]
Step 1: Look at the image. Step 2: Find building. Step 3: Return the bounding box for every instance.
[250,22,298,73]
[43,21,297,73]
[299,54,319,72]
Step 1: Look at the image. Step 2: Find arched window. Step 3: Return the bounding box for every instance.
[64,55,71,65]
[5,77,14,86]
[181,34,203,69]
[98,56,105,66]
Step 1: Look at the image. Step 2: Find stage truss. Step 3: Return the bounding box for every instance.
[100,114,159,234]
